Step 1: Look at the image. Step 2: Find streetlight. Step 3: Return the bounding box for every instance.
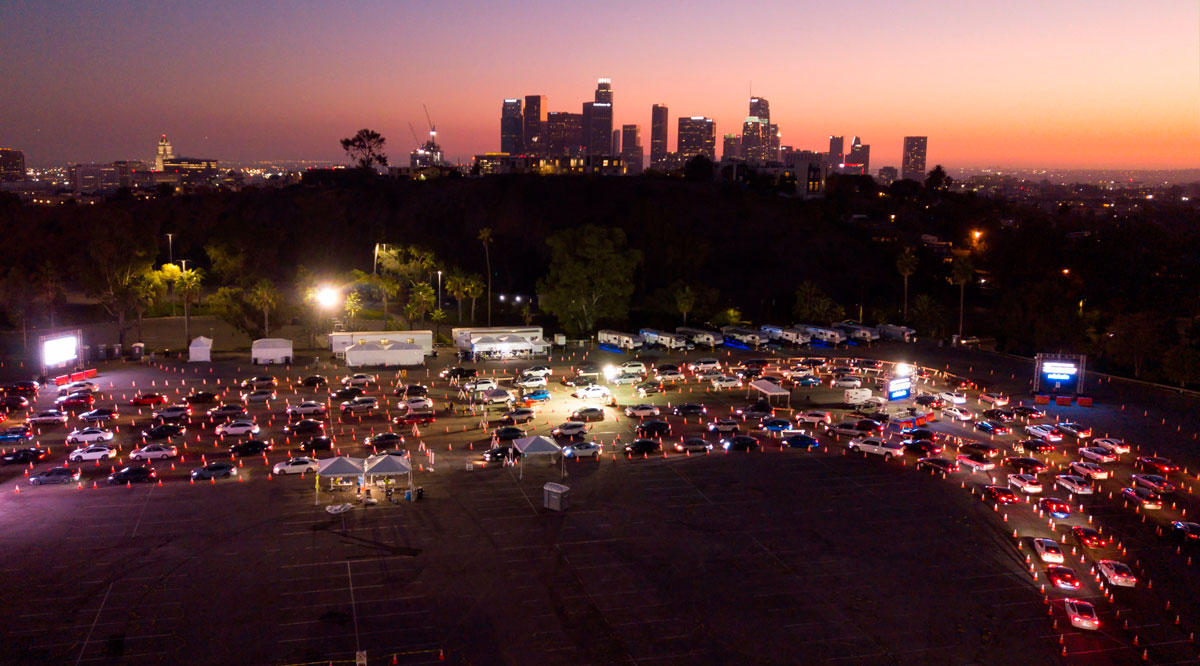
[436,270,442,309]
[499,294,506,302]
[166,233,174,265]
[179,259,189,271]
[315,286,340,309]
[514,295,522,303]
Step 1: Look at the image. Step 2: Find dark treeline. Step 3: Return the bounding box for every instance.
[1,172,1199,386]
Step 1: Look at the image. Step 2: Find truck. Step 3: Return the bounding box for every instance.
[798,325,847,346]
[721,326,766,346]
[675,327,723,347]
[843,388,874,408]
[597,330,643,350]
[639,328,689,350]
[834,322,881,343]
[875,324,917,343]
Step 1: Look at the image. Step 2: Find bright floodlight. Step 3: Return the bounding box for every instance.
[603,364,619,381]
[894,363,911,377]
[42,335,78,367]
[315,286,340,309]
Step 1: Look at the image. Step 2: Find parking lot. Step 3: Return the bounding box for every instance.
[2,342,1199,665]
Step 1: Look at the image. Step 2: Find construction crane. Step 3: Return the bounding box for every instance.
[408,123,421,150]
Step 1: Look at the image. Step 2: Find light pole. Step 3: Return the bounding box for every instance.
[166,233,174,265]
[436,270,442,310]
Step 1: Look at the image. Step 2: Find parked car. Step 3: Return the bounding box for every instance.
[1121,486,1162,509]
[563,441,602,458]
[942,406,974,421]
[27,410,69,426]
[956,452,995,471]
[1038,498,1072,519]
[675,437,715,453]
[229,440,272,457]
[28,467,80,485]
[241,376,278,389]
[1069,461,1108,480]
[501,408,537,424]
[917,457,959,473]
[574,385,611,400]
[1033,538,1065,563]
[1135,456,1178,475]
[66,427,114,444]
[68,444,115,462]
[974,420,1010,435]
[1096,560,1137,588]
[636,420,672,438]
[191,461,238,480]
[979,392,1009,406]
[1063,599,1100,630]
[1008,473,1043,493]
[287,401,328,417]
[0,425,34,443]
[1131,474,1174,494]
[1,447,48,465]
[340,397,379,414]
[571,407,605,422]
[129,393,168,406]
[207,404,247,419]
[721,435,759,451]
[130,443,178,461]
[141,423,186,440]
[1079,447,1117,463]
[1056,474,1093,495]
[273,457,319,475]
[215,420,260,437]
[624,438,660,455]
[551,421,588,438]
[283,419,325,435]
[107,465,157,484]
[624,404,660,418]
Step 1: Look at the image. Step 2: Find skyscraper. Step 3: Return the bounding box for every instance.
[0,148,25,181]
[748,97,770,124]
[155,134,174,171]
[767,124,780,162]
[722,134,741,160]
[742,117,768,163]
[621,124,643,175]
[547,112,585,155]
[902,136,928,182]
[523,95,545,156]
[846,136,870,175]
[650,104,668,167]
[586,78,614,154]
[501,99,524,154]
[677,117,716,161]
[828,135,844,170]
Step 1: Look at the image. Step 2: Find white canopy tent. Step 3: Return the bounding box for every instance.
[251,338,293,365]
[748,379,791,408]
[364,453,413,489]
[314,456,365,505]
[188,336,212,362]
[467,334,534,359]
[344,341,423,367]
[513,435,565,479]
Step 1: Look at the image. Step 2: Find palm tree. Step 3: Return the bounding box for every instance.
[478,227,493,325]
[352,269,399,330]
[896,247,918,321]
[464,275,484,322]
[909,293,945,337]
[408,282,435,323]
[132,269,166,342]
[248,279,280,336]
[445,273,467,322]
[343,292,364,330]
[675,284,696,324]
[430,308,447,340]
[174,268,204,347]
[949,255,975,340]
[34,260,65,328]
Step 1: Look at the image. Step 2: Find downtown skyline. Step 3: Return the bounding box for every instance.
[1,0,1197,170]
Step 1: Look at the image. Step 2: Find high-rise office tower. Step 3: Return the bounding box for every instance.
[767,124,780,162]
[828,135,844,169]
[846,136,870,175]
[155,134,174,171]
[650,104,668,167]
[501,99,524,154]
[877,166,898,185]
[612,129,621,154]
[523,95,545,156]
[742,117,767,162]
[902,136,928,181]
[584,78,614,155]
[0,148,26,181]
[722,134,741,160]
[749,97,770,124]
[621,124,643,175]
[677,117,716,161]
[547,112,585,155]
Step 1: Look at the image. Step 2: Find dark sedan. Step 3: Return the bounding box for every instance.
[107,465,157,484]
[482,445,515,462]
[365,432,404,448]
[672,403,706,416]
[493,426,525,442]
[299,436,334,453]
[79,408,119,423]
[782,434,820,450]
[1,395,30,411]
[624,438,660,455]
[636,420,672,438]
[184,391,219,404]
[1,447,48,465]
[142,424,186,440]
[29,467,80,485]
[191,462,238,480]
[301,375,328,387]
[283,419,325,435]
[229,440,271,457]
[722,435,759,451]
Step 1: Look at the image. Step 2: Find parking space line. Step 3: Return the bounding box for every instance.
[73,582,112,666]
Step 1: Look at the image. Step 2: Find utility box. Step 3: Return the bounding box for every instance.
[131,343,145,360]
[543,482,569,511]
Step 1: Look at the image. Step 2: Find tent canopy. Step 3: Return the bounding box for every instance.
[513,435,562,456]
[317,456,365,476]
[348,341,385,351]
[188,336,212,362]
[749,379,789,397]
[364,454,412,475]
[253,338,292,350]
[190,336,212,349]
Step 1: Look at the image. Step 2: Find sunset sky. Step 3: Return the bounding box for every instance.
[2,0,1196,169]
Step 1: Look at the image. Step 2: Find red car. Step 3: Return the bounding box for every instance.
[984,485,1019,504]
[55,393,95,409]
[394,412,437,426]
[1039,498,1072,518]
[1047,565,1081,590]
[1136,456,1178,475]
[129,393,168,406]
[1,395,30,411]
[1072,526,1107,549]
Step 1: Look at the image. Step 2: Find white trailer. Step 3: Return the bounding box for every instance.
[676,327,724,346]
[638,328,687,349]
[721,326,766,346]
[759,324,786,341]
[876,324,917,343]
[598,330,643,350]
[834,322,880,343]
[329,330,434,356]
[780,328,812,345]
[798,325,847,345]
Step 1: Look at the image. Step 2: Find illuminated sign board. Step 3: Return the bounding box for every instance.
[1042,362,1078,380]
[1035,355,1085,395]
[887,377,912,401]
[42,335,78,368]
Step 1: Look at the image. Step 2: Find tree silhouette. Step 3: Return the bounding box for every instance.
[463,276,484,322]
[340,129,389,171]
[949,255,975,339]
[793,281,843,324]
[34,260,65,328]
[408,282,435,323]
[896,247,918,322]
[248,279,279,337]
[684,155,714,182]
[343,292,364,330]
[445,273,467,322]
[674,284,696,324]
[174,267,204,347]
[1,267,35,352]
[478,228,493,325]
[132,269,166,342]
[537,225,640,335]
[909,293,946,338]
[925,164,951,191]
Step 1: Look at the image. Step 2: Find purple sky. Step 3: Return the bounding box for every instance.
[1,0,1196,169]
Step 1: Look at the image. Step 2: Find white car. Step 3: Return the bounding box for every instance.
[273,457,319,475]
[59,380,98,395]
[979,392,1009,406]
[711,376,741,389]
[833,376,862,389]
[1093,438,1130,455]
[1064,599,1100,631]
[1069,461,1109,480]
[707,418,740,434]
[1056,474,1093,494]
[215,420,260,436]
[522,366,553,377]
[625,404,660,417]
[515,375,547,389]
[242,389,276,403]
[464,378,498,392]
[1131,474,1174,493]
[619,361,647,374]
[1033,538,1065,564]
[656,370,685,382]
[286,401,327,417]
[695,369,723,381]
[66,427,114,444]
[943,406,974,421]
[612,373,641,385]
[847,437,904,459]
[956,454,995,471]
[1079,447,1117,464]
[551,421,588,438]
[341,397,379,414]
[573,384,611,400]
[130,443,178,461]
[27,410,69,426]
[1009,473,1043,493]
[341,373,375,387]
[1095,560,1137,588]
[939,391,968,404]
[563,441,602,458]
[1025,424,1063,442]
[68,445,115,462]
[502,408,536,424]
[795,410,833,425]
[400,397,434,411]
[689,359,721,373]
